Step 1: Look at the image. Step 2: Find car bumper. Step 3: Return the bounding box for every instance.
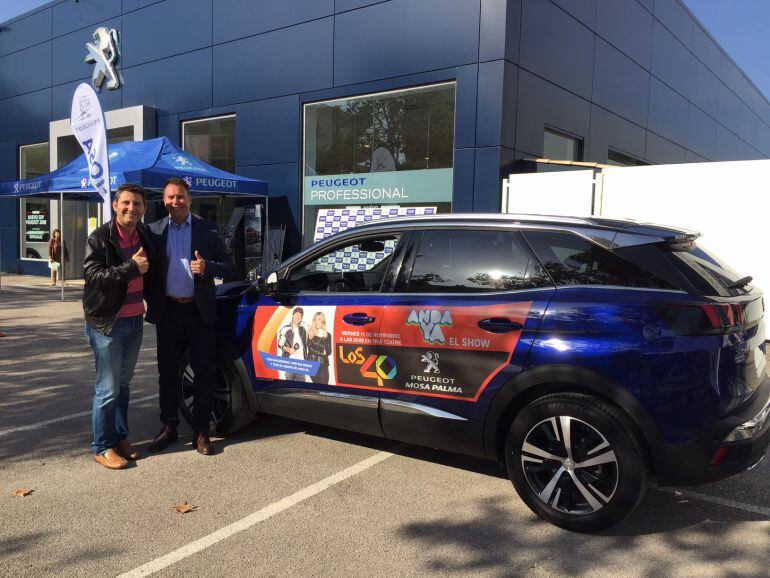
[657,374,770,486]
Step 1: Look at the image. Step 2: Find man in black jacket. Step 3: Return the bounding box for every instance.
[145,177,233,455]
[83,184,153,470]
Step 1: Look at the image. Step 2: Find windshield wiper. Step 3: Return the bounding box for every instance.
[728,276,753,289]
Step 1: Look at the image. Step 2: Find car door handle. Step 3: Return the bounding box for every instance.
[342,312,376,326]
[477,317,523,334]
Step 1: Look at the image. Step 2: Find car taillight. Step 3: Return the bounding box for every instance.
[654,303,746,335]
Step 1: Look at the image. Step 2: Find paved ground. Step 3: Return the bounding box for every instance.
[0,274,768,577]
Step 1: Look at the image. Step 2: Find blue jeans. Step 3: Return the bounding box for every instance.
[85,316,143,455]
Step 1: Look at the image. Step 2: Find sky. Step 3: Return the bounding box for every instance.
[1,0,769,100]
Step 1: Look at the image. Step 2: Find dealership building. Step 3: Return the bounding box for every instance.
[1,0,769,278]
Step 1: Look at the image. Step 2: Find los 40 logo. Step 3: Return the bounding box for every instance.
[337,345,397,387]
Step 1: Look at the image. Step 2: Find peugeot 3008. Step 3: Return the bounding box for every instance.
[181,214,770,532]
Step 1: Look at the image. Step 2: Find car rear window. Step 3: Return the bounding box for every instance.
[617,242,750,297]
[522,230,678,290]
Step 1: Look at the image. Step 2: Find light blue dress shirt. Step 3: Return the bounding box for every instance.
[166,213,194,298]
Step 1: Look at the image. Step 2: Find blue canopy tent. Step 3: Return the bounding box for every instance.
[0,137,268,297]
[0,136,268,199]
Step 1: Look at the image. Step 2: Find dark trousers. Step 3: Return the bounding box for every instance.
[311,364,329,384]
[156,300,216,433]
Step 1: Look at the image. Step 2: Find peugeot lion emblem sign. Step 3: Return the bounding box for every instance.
[84,27,123,91]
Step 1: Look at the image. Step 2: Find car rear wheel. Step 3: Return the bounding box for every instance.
[178,346,255,436]
[505,393,647,532]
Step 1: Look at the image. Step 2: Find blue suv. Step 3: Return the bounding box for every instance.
[184,214,770,532]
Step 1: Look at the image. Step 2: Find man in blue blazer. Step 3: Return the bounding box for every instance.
[145,177,233,455]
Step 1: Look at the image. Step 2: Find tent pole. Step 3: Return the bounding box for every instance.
[60,192,64,302]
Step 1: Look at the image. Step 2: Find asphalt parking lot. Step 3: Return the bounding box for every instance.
[1,274,768,577]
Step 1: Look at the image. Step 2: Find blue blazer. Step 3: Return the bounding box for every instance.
[145,213,234,326]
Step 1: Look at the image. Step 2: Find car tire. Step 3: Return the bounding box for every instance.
[505,392,648,532]
[178,345,255,436]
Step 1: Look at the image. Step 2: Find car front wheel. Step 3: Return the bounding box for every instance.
[505,392,648,532]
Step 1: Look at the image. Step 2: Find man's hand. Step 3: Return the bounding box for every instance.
[190,250,206,276]
[132,247,149,275]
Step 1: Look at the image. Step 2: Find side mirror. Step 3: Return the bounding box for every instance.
[259,271,283,298]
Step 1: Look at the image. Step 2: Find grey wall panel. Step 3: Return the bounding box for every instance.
[645,132,686,164]
[637,0,653,12]
[591,39,650,127]
[122,1,166,12]
[650,21,695,101]
[52,18,121,86]
[0,9,52,57]
[520,0,594,100]
[214,18,333,106]
[156,114,179,143]
[588,105,646,162]
[685,150,706,163]
[690,25,721,75]
[690,59,718,119]
[0,140,17,181]
[476,60,518,149]
[473,146,514,212]
[52,78,123,120]
[0,89,52,143]
[515,70,591,157]
[758,128,770,158]
[122,0,211,67]
[719,55,745,100]
[686,103,716,160]
[335,0,385,12]
[236,95,300,167]
[654,0,693,50]
[455,64,478,150]
[52,0,121,37]
[122,49,212,114]
[213,0,334,44]
[716,81,742,136]
[739,103,760,150]
[550,0,597,29]
[715,124,742,161]
[0,42,52,101]
[479,0,521,64]
[334,0,479,86]
[595,0,652,70]
[501,61,518,150]
[647,77,688,147]
[452,148,475,212]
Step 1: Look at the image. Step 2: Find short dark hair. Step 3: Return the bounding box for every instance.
[115,183,145,202]
[163,177,190,194]
[292,307,304,316]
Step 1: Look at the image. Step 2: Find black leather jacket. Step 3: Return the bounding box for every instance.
[83,219,154,335]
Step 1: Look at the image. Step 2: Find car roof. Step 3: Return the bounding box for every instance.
[279,213,700,271]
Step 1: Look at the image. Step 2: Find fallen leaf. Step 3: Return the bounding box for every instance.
[172,501,196,514]
[11,488,33,497]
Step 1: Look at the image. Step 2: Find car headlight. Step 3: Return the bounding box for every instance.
[724,398,770,442]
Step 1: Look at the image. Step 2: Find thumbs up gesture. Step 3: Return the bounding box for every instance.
[132,247,149,275]
[190,250,206,276]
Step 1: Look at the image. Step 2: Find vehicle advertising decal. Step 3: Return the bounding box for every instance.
[251,302,531,401]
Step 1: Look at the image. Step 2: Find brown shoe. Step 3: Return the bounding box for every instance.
[116,439,140,461]
[94,448,128,470]
[193,432,214,456]
[148,426,178,453]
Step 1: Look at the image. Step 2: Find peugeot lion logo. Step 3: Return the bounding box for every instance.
[421,351,440,373]
[85,27,123,91]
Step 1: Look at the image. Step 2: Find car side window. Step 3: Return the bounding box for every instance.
[287,234,401,293]
[522,230,677,289]
[405,229,550,293]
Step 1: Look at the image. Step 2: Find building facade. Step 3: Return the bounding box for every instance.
[1,0,769,276]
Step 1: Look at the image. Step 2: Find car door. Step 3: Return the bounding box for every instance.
[250,230,407,436]
[376,226,557,456]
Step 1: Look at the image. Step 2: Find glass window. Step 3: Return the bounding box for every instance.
[523,230,676,289]
[182,115,237,237]
[543,128,582,161]
[288,234,401,293]
[607,149,648,167]
[302,83,455,247]
[406,229,549,293]
[19,143,50,260]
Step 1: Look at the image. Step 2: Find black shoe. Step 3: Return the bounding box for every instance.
[148,425,178,453]
[193,432,214,456]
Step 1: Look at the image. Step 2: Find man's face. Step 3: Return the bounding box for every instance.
[163,183,191,222]
[292,312,303,325]
[112,191,146,229]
